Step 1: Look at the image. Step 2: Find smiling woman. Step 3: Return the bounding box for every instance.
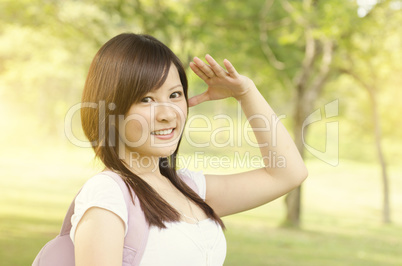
[33,32,307,266]
[77,33,225,266]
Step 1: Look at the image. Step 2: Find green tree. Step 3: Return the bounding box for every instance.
[256,0,361,227]
[338,0,402,223]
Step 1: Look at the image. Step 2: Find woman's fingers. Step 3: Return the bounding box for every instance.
[223,59,239,78]
[193,57,215,78]
[189,55,243,107]
[205,54,227,78]
[193,55,237,80]
[189,62,209,80]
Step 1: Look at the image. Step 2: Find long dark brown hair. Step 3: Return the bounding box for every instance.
[81,33,224,229]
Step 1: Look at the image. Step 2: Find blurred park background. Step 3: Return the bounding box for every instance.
[1,0,402,265]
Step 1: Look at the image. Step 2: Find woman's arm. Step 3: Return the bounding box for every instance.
[189,55,308,217]
[74,207,125,266]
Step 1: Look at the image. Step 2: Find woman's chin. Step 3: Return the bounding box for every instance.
[156,148,177,158]
[141,146,178,158]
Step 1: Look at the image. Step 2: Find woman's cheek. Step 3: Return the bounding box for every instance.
[121,114,150,145]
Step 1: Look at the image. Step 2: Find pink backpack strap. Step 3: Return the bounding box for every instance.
[59,191,81,237]
[101,171,149,266]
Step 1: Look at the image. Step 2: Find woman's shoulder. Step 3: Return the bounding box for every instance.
[74,172,130,218]
[79,172,123,194]
[71,172,129,243]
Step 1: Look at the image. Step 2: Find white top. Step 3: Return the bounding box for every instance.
[70,168,226,266]
[70,174,129,244]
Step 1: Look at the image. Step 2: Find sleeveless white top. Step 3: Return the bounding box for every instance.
[70,168,226,266]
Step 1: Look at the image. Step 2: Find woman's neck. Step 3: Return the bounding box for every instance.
[122,149,163,177]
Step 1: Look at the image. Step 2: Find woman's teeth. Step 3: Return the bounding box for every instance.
[151,128,173,135]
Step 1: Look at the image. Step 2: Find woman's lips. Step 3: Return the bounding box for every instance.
[151,128,175,140]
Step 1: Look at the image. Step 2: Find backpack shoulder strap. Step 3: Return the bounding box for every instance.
[59,191,81,236]
[101,171,149,266]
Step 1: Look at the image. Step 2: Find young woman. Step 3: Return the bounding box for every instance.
[74,33,308,266]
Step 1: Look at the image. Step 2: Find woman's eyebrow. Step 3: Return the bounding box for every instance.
[150,84,182,94]
[169,84,183,91]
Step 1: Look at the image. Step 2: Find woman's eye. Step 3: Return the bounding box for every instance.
[170,91,182,98]
[141,97,153,103]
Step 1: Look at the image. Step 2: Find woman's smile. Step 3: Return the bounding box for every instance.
[151,128,176,140]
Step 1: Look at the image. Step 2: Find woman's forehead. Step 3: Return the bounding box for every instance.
[150,65,181,91]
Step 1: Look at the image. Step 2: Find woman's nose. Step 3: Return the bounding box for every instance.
[154,103,177,122]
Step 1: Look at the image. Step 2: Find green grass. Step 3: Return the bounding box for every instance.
[1,145,401,265]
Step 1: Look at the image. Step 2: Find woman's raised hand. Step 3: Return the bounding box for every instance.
[188,54,253,107]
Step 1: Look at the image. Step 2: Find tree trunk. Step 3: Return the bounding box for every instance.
[259,1,334,228]
[367,88,391,224]
[283,87,308,227]
[284,186,301,227]
[342,69,392,224]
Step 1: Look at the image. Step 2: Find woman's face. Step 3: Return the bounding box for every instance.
[120,64,187,159]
